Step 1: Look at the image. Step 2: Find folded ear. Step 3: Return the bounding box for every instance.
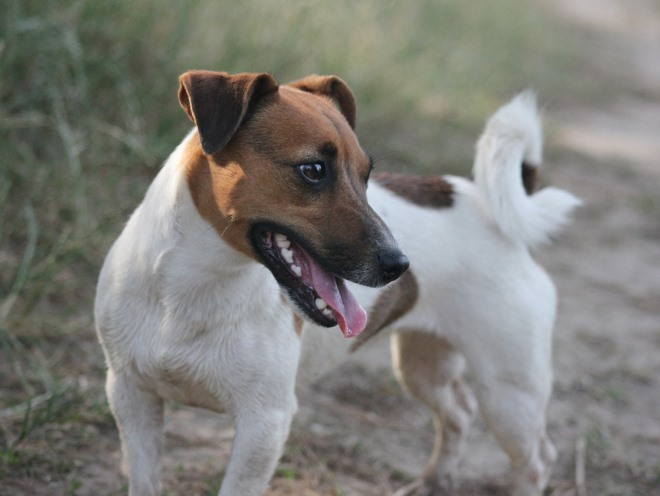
[288,75,356,129]
[178,70,278,154]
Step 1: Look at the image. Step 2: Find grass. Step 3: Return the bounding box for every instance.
[0,0,590,492]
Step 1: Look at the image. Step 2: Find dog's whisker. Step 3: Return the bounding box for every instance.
[219,216,234,239]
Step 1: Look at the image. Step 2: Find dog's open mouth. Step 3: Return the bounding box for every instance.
[251,225,367,338]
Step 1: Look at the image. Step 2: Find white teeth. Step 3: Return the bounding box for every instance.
[276,234,297,275]
[315,298,327,310]
[275,233,290,248]
[322,308,333,318]
[281,248,293,263]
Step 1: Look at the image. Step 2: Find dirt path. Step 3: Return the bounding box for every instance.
[6,2,658,495]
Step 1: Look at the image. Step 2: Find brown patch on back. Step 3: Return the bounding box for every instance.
[350,269,419,352]
[522,161,539,195]
[374,171,454,208]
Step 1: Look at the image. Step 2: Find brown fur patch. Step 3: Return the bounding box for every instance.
[183,82,388,279]
[373,172,454,208]
[287,75,357,129]
[392,331,457,392]
[521,161,539,195]
[350,269,419,352]
[182,134,256,259]
[178,71,278,154]
[293,314,304,337]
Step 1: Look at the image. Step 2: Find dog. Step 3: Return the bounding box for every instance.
[95,70,580,496]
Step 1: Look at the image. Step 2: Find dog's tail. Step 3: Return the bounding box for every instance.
[473,91,581,247]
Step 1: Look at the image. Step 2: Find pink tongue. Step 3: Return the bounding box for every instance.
[306,255,367,338]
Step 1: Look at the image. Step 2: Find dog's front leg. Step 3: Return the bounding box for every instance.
[215,327,300,496]
[218,402,296,496]
[106,369,164,496]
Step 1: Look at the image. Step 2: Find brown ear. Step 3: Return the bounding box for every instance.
[178,70,278,154]
[288,75,356,129]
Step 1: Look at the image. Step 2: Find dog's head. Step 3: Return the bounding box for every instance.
[178,70,408,337]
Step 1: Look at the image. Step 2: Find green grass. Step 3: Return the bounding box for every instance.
[0,0,590,489]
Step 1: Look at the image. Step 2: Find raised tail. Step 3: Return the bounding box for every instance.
[473,91,581,247]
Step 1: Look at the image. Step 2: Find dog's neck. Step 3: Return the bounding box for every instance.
[139,131,278,320]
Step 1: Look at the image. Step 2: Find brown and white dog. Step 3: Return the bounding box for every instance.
[95,70,580,496]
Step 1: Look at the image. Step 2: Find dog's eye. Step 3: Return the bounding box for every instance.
[297,162,326,183]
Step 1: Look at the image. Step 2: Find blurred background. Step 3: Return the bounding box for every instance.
[1,1,659,495]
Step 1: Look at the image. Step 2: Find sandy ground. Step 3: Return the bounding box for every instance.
[3,1,658,495]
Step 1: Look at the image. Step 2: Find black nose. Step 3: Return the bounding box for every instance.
[378,248,410,283]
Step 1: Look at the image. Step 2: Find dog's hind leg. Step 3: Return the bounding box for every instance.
[462,330,557,496]
[106,368,164,496]
[391,330,477,494]
[477,382,556,496]
[473,380,556,496]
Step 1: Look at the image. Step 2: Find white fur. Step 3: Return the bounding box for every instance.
[96,132,299,496]
[96,93,578,495]
[473,91,581,247]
